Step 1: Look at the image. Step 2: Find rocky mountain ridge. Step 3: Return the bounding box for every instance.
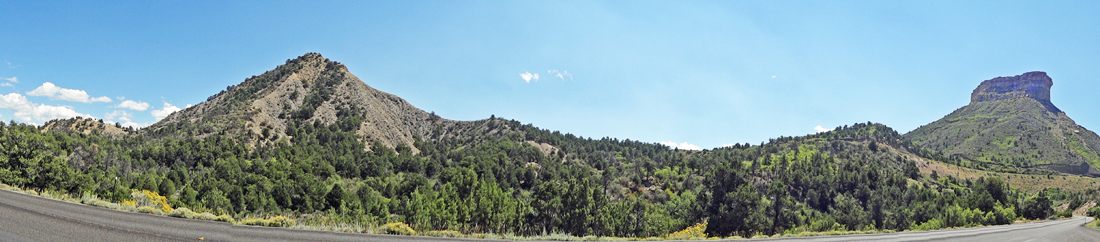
[140,53,501,153]
[35,54,1100,178]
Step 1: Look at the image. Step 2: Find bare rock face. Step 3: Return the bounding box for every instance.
[970,71,1059,112]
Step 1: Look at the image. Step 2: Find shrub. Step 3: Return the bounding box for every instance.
[239,216,296,227]
[267,216,296,227]
[131,189,172,212]
[379,222,416,235]
[138,206,165,215]
[240,218,269,227]
[422,230,463,238]
[911,218,944,231]
[665,222,708,239]
[196,212,218,221]
[214,214,235,223]
[81,193,116,208]
[1056,209,1073,219]
[168,207,199,219]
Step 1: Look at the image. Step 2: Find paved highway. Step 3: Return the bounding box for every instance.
[2,189,1099,241]
[755,216,1100,242]
[0,190,497,242]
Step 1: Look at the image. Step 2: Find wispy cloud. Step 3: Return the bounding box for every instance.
[814,125,833,133]
[26,82,112,103]
[5,61,18,69]
[151,102,182,121]
[0,93,93,124]
[660,141,702,151]
[520,71,540,83]
[548,70,573,80]
[0,76,16,87]
[115,100,151,111]
[523,70,574,83]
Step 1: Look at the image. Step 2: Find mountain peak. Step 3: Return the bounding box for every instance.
[288,52,327,64]
[283,52,347,72]
[141,52,490,154]
[907,71,1100,176]
[970,71,1058,112]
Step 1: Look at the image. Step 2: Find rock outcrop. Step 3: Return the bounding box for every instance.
[970,71,1059,112]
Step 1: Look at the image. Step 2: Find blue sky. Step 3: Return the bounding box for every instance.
[2,1,1098,149]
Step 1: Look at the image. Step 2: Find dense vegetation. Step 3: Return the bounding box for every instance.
[905,97,1100,175]
[0,117,1074,238]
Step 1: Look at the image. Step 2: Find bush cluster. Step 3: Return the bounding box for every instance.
[239,216,296,227]
[664,222,707,239]
[379,222,416,235]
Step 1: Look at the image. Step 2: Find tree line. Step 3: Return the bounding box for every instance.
[0,119,1072,237]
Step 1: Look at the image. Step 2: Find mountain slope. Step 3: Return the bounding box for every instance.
[42,117,129,138]
[2,53,1060,238]
[905,72,1100,176]
[140,53,496,153]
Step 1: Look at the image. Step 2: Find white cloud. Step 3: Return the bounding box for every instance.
[115,100,151,111]
[115,117,145,128]
[0,76,15,87]
[151,102,182,121]
[660,141,702,151]
[26,82,112,103]
[0,93,93,123]
[186,104,193,108]
[771,75,776,79]
[547,70,574,80]
[105,110,129,120]
[104,110,147,128]
[520,71,540,83]
[814,125,833,133]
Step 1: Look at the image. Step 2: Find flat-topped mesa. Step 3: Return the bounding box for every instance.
[970,71,1053,103]
[970,71,1060,113]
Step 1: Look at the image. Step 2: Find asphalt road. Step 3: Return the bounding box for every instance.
[0,190,497,242]
[752,216,1100,242]
[2,189,1099,241]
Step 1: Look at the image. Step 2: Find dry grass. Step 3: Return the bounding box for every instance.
[909,153,1100,192]
[238,216,296,227]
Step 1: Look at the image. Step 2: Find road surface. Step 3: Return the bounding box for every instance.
[755,216,1100,242]
[0,190,495,242]
[2,189,1099,241]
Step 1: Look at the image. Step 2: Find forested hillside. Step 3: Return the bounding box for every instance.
[0,54,1081,238]
[0,116,1058,237]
